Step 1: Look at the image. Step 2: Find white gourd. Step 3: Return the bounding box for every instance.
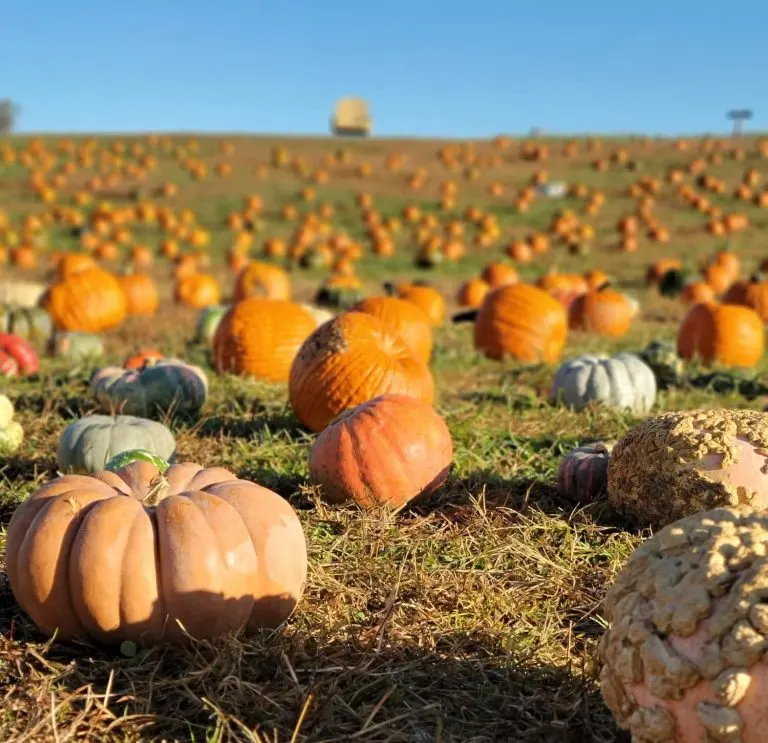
[551,352,656,413]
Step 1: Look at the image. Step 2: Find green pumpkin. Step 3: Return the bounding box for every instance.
[657,269,690,298]
[48,331,105,361]
[57,414,176,473]
[314,284,366,310]
[637,340,685,389]
[193,304,230,346]
[0,305,53,343]
[90,358,208,418]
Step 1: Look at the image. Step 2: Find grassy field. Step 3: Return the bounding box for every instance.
[1,132,768,742]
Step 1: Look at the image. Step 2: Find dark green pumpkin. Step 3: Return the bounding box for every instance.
[637,340,685,389]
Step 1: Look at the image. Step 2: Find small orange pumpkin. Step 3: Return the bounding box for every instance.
[174,274,221,309]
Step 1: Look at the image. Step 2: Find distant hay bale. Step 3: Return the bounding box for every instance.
[331,98,372,137]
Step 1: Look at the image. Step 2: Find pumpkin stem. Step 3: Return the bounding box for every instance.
[143,474,171,506]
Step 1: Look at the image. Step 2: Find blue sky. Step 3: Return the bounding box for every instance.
[3,0,766,137]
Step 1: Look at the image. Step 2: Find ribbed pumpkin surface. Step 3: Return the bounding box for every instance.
[289,311,435,432]
[474,283,567,362]
[42,267,127,333]
[234,262,291,301]
[352,296,433,363]
[213,299,316,382]
[174,273,221,309]
[677,302,764,368]
[119,273,159,316]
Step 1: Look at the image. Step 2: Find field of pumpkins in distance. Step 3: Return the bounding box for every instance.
[5,133,768,742]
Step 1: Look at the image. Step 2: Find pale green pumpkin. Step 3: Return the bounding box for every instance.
[57,414,176,473]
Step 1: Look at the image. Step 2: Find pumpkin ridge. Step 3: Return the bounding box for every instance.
[19,490,109,638]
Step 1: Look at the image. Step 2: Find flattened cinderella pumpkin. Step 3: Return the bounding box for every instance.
[5,456,308,645]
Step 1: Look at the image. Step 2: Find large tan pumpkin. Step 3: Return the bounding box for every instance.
[289,312,434,432]
[5,457,307,645]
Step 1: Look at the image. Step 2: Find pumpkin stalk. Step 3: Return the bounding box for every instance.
[143,474,171,505]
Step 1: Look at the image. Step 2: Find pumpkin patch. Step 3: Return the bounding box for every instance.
[4,129,768,741]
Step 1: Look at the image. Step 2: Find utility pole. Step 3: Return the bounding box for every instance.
[727,109,753,137]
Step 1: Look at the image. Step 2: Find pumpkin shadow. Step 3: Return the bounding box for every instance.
[0,578,625,742]
[195,411,307,440]
[11,391,94,419]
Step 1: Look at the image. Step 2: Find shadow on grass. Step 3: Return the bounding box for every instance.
[195,410,307,440]
[0,584,626,743]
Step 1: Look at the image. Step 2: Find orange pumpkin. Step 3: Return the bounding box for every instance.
[118,271,160,316]
[42,267,127,333]
[174,274,221,309]
[568,286,635,338]
[677,302,764,368]
[393,284,446,326]
[474,284,567,362]
[123,348,164,370]
[480,262,519,288]
[723,275,768,322]
[457,278,490,309]
[352,296,433,363]
[55,252,98,280]
[5,457,307,644]
[289,312,435,433]
[309,394,453,510]
[234,262,291,301]
[681,281,716,305]
[213,299,316,382]
[702,262,734,294]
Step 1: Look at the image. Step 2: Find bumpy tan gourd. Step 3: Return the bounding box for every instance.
[607,410,768,529]
[600,506,768,743]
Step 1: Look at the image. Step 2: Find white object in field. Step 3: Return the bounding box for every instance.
[538,181,567,198]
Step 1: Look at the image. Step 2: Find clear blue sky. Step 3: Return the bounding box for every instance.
[3,0,765,137]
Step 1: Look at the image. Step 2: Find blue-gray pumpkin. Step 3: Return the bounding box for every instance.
[57,414,176,473]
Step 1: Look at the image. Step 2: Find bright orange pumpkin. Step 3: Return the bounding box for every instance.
[352,296,433,363]
[474,284,567,362]
[213,299,316,382]
[234,262,291,301]
[289,312,435,432]
[677,302,764,368]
